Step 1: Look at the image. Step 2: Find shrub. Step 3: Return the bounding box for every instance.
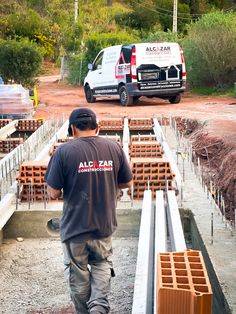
[183,11,236,89]
[145,30,183,44]
[0,39,42,87]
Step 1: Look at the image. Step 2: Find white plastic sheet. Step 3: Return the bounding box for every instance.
[0,84,34,118]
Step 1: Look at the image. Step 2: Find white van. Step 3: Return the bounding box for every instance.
[84,42,186,106]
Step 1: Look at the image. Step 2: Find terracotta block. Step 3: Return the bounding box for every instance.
[156,251,212,314]
[0,119,12,128]
[16,119,43,131]
[131,135,157,142]
[99,118,123,131]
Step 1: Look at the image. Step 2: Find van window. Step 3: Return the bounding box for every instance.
[120,46,132,64]
[93,52,104,70]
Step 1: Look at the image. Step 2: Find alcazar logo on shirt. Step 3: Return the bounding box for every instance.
[78,160,113,173]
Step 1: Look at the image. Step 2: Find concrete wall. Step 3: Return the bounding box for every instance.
[3,208,141,240]
[189,213,231,314]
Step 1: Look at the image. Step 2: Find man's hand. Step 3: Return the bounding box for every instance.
[118,179,133,189]
[47,185,62,199]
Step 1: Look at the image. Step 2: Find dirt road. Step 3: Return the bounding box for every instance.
[35,80,236,143]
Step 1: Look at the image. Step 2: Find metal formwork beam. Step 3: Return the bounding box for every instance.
[0,120,17,138]
[122,117,130,162]
[132,190,154,314]
[153,117,182,188]
[0,193,15,230]
[155,190,167,253]
[166,190,186,251]
[121,117,131,201]
[154,190,167,314]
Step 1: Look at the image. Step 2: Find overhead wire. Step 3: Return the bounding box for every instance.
[129,0,236,20]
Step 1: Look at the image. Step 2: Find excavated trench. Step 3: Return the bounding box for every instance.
[175,116,236,224]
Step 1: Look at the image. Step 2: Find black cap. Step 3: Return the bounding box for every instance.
[68,108,97,135]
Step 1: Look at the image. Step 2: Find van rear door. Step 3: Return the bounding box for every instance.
[135,42,184,91]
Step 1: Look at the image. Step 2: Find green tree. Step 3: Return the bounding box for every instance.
[114,1,160,33]
[0,39,42,87]
[154,0,191,32]
[183,11,236,89]
[6,9,49,40]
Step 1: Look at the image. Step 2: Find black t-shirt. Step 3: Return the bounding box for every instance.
[45,136,133,242]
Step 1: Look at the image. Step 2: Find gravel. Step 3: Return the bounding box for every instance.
[0,237,138,314]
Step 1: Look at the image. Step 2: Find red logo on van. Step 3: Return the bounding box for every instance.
[146,46,171,55]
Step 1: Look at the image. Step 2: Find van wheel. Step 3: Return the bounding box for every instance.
[85,85,96,103]
[169,94,181,104]
[119,86,133,106]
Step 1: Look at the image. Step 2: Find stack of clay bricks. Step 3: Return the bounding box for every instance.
[129,141,163,158]
[0,138,24,153]
[49,137,73,156]
[100,135,121,144]
[16,119,43,132]
[99,118,124,131]
[49,135,122,156]
[0,119,12,128]
[131,158,175,199]
[157,250,212,314]
[131,134,157,142]
[49,143,62,156]
[129,118,153,130]
[16,161,49,202]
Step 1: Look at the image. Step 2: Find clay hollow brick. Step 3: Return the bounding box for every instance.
[16,119,43,131]
[157,250,212,314]
[0,119,12,128]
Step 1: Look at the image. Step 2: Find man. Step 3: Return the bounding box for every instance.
[45,108,133,314]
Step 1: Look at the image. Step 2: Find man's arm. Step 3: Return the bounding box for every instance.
[47,185,62,199]
[118,179,133,189]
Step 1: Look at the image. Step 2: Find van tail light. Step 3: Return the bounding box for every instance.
[130,47,137,79]
[180,47,186,81]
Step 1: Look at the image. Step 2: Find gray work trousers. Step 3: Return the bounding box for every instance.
[62,236,114,314]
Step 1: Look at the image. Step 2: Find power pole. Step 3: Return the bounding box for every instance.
[173,0,178,32]
[75,0,78,23]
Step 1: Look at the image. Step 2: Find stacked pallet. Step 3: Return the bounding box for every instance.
[16,119,43,132]
[0,84,34,117]
[157,250,212,314]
